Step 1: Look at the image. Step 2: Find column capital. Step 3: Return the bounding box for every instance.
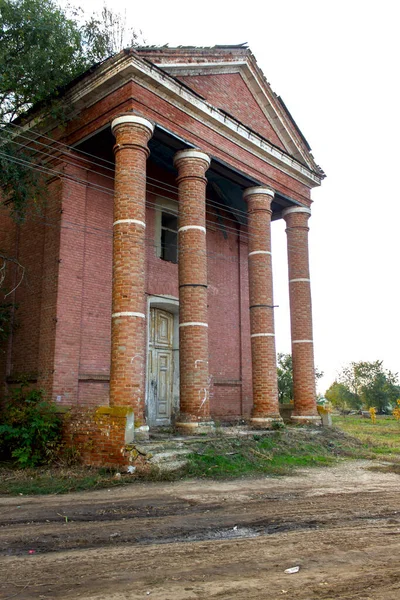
[111,114,154,135]
[173,149,211,167]
[282,205,311,218]
[243,186,275,200]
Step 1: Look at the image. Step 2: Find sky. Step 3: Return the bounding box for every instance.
[76,0,400,393]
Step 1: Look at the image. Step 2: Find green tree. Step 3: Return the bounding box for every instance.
[0,1,141,337]
[277,352,323,404]
[325,381,361,411]
[1,0,85,122]
[335,360,400,413]
[0,0,140,122]
[277,353,293,403]
[0,0,140,219]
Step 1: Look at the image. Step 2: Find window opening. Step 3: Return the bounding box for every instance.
[161,212,178,263]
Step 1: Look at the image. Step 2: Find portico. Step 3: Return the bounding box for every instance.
[107,109,319,438]
[0,45,325,465]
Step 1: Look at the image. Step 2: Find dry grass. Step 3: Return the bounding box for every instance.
[332,415,400,462]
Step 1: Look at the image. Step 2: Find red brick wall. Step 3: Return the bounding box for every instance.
[2,170,253,421]
[178,73,286,151]
[207,212,242,418]
[145,198,252,420]
[0,208,18,392]
[78,169,113,405]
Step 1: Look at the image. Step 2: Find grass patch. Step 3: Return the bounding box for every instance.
[332,415,400,461]
[0,464,130,495]
[183,428,368,479]
[0,423,387,495]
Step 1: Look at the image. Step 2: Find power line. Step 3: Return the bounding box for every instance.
[3,121,298,222]
[2,128,252,225]
[0,130,312,257]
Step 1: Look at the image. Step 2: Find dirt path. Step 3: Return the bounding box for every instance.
[1,460,400,599]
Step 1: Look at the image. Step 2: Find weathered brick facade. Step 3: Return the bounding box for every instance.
[110,115,154,434]
[174,150,212,431]
[244,187,281,425]
[0,46,325,466]
[283,207,320,422]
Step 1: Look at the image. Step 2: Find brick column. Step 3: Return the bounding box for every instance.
[243,187,282,427]
[110,115,154,435]
[173,149,214,433]
[282,206,320,424]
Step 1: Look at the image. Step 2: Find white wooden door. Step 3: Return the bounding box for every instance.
[147,308,174,426]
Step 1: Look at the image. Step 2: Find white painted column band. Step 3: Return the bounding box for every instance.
[282,206,312,217]
[289,278,311,283]
[251,333,275,338]
[292,339,313,344]
[112,312,146,319]
[111,115,154,134]
[113,219,146,228]
[179,322,208,328]
[248,250,271,257]
[243,186,275,199]
[173,149,211,166]
[178,225,206,233]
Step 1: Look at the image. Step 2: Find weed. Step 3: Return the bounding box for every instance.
[333,415,400,460]
[0,384,62,467]
[183,428,367,479]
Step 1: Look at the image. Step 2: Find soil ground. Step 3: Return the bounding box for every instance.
[1,460,400,599]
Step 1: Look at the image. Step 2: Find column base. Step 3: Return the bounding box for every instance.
[135,425,150,441]
[175,421,215,435]
[291,415,322,426]
[249,416,284,429]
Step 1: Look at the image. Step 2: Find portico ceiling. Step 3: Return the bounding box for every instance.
[76,124,300,224]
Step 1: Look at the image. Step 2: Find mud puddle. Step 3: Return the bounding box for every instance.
[139,519,320,545]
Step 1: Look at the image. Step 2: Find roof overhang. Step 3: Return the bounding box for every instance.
[61,51,323,189]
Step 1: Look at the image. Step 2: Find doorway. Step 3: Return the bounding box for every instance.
[147,307,176,426]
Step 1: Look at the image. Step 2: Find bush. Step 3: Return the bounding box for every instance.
[0,385,62,467]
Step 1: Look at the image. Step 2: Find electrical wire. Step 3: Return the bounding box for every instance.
[0,126,312,258]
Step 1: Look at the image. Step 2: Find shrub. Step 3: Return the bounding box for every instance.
[0,385,62,467]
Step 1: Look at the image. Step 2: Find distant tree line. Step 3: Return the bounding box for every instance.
[325,360,400,414]
[276,354,399,414]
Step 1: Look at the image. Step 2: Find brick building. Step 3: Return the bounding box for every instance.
[0,45,325,465]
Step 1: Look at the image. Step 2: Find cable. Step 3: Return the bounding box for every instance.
[0,134,312,257]
[0,150,259,243]
[3,121,301,221]
[2,130,253,225]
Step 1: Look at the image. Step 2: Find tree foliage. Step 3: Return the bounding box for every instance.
[0,0,141,219]
[0,384,62,466]
[327,360,400,413]
[83,5,140,65]
[1,0,86,122]
[325,381,361,411]
[277,353,293,404]
[277,352,323,404]
[0,0,140,123]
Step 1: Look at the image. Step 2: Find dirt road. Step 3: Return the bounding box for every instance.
[1,460,400,599]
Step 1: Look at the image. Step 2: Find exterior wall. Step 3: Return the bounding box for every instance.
[1,162,252,422]
[146,194,252,420]
[0,190,53,392]
[207,212,245,418]
[177,73,286,151]
[0,208,18,392]
[75,168,113,406]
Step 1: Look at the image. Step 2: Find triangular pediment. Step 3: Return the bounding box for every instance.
[137,46,321,174]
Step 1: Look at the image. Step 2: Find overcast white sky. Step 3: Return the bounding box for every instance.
[76,0,400,393]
